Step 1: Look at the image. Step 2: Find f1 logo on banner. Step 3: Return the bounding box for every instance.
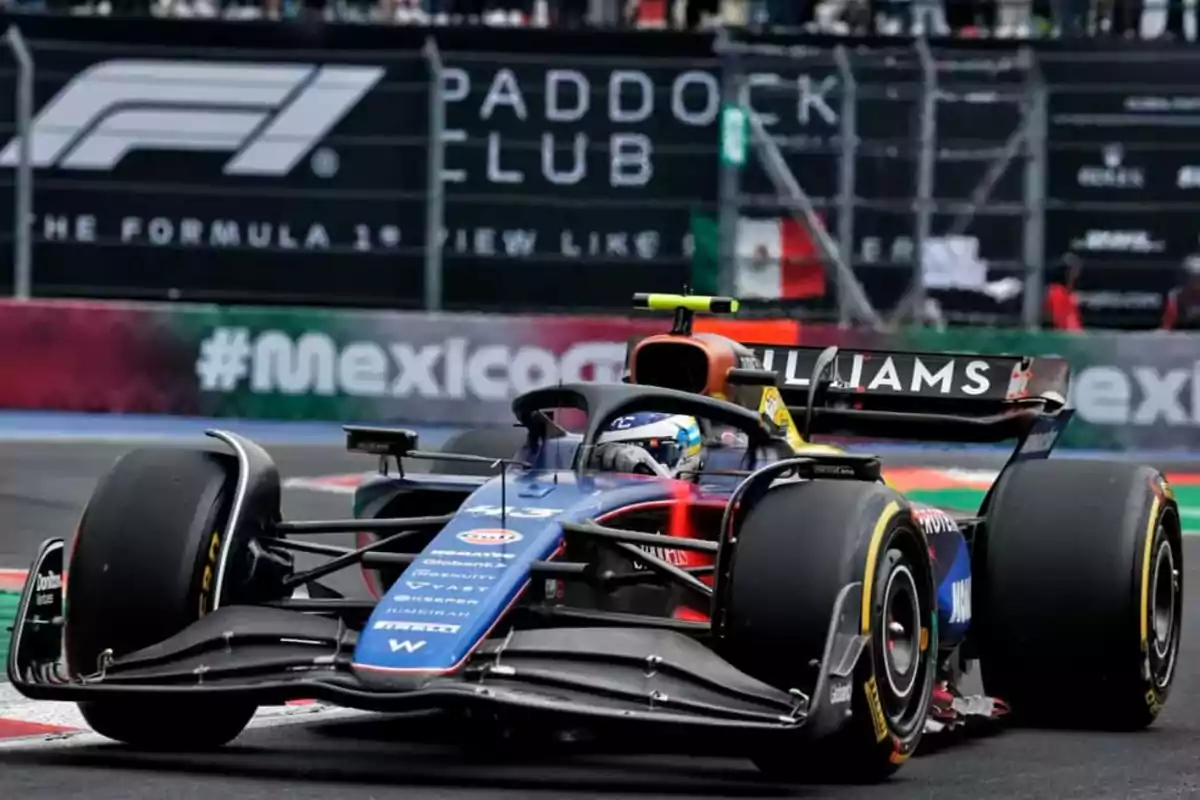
[0,59,384,176]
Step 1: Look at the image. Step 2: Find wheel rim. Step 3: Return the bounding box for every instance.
[1148,528,1180,686]
[882,563,921,704]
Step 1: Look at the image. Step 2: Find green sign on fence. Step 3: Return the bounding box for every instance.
[719,103,749,167]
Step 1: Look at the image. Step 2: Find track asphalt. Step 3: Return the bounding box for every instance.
[1,415,1199,798]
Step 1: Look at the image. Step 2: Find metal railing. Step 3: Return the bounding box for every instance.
[4,25,32,301]
[713,32,1048,329]
[423,36,446,311]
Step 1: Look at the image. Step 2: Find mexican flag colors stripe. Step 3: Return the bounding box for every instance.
[689,212,826,300]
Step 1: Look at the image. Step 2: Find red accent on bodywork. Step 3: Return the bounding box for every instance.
[673,606,710,622]
[668,479,691,540]
[596,496,717,574]
[358,531,383,599]
[597,494,717,620]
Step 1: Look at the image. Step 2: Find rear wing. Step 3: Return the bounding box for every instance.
[746,344,1072,444]
[619,293,1071,446]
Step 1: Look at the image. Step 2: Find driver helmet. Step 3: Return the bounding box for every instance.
[597,412,703,478]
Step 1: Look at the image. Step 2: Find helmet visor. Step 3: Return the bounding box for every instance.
[621,437,684,468]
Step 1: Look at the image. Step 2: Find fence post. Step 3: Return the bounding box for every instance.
[5,26,33,301]
[715,29,741,299]
[422,36,446,312]
[1020,47,1048,332]
[833,45,857,329]
[911,36,938,323]
[714,36,880,328]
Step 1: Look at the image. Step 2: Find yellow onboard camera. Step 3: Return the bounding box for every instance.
[631,293,740,335]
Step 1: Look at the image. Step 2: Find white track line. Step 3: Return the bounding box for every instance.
[0,683,369,750]
[0,577,368,749]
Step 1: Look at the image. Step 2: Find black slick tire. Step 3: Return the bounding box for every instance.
[428,428,528,476]
[977,460,1182,730]
[719,480,937,783]
[66,448,256,749]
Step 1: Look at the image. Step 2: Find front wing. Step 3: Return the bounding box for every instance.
[8,538,866,746]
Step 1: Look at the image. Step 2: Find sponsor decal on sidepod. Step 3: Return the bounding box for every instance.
[456,529,524,546]
[913,507,958,536]
[421,559,505,569]
[373,621,461,634]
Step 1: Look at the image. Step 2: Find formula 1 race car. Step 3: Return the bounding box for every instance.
[7,294,1183,783]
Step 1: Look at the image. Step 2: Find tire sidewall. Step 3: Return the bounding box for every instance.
[187,483,230,620]
[65,452,233,675]
[63,448,257,749]
[847,505,938,770]
[977,461,1184,730]
[1134,495,1183,723]
[721,482,939,781]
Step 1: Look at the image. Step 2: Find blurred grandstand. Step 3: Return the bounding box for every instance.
[3,0,1192,40]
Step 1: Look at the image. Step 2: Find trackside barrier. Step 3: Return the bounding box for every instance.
[0,299,825,425]
[0,298,1197,451]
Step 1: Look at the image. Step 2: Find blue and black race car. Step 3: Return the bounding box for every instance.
[7,294,1183,782]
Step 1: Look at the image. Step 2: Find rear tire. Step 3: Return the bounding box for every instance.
[720,480,937,783]
[977,460,1182,730]
[67,448,257,749]
[428,428,528,476]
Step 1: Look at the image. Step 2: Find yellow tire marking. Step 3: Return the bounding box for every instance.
[861,501,901,636]
[864,675,888,743]
[1140,497,1162,647]
[199,530,221,618]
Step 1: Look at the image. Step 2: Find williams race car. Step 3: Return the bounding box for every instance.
[7,294,1183,782]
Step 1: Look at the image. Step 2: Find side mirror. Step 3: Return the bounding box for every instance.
[344,426,418,457]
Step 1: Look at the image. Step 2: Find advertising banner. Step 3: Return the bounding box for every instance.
[0,15,1186,324]
[0,301,647,423]
[0,18,742,311]
[0,299,820,426]
[0,17,932,312]
[1041,46,1200,329]
[1,298,1198,452]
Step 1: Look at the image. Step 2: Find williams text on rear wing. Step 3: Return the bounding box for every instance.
[746,345,1072,445]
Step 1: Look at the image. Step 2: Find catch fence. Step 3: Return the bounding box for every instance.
[0,17,1197,328]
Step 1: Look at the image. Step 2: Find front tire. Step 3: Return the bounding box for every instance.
[67,448,257,749]
[720,480,937,782]
[977,460,1182,730]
